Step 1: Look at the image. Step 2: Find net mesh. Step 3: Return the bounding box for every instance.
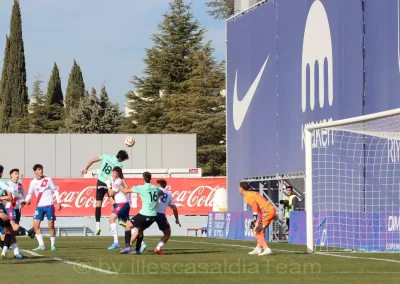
[311,115,400,252]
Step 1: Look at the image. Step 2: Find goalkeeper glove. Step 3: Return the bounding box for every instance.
[105,179,112,188]
[250,213,258,229]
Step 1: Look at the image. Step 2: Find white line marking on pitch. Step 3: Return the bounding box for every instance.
[22,250,117,275]
[149,239,400,264]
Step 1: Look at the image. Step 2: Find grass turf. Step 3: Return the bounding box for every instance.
[2,236,400,284]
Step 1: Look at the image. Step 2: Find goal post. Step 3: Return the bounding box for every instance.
[304,108,400,253]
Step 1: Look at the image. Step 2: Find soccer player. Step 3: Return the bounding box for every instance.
[129,179,181,255]
[81,150,129,235]
[5,168,35,238]
[0,166,34,239]
[106,167,130,250]
[25,164,62,251]
[0,190,26,259]
[117,171,161,255]
[239,182,276,256]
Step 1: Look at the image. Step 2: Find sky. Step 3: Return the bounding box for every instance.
[0,0,226,111]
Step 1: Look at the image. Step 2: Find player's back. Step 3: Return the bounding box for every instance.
[156,188,173,215]
[133,183,160,217]
[98,154,123,183]
[244,191,273,211]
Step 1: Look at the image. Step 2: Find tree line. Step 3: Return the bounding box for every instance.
[0,0,231,176]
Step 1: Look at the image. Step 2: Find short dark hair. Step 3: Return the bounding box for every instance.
[0,165,3,175]
[113,166,124,179]
[239,182,250,190]
[286,186,293,190]
[157,179,167,188]
[143,171,151,183]
[33,164,43,171]
[9,168,19,175]
[116,150,129,162]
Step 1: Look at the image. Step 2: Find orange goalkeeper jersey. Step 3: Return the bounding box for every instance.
[243,191,274,214]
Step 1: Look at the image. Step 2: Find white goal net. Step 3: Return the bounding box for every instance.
[305,109,400,252]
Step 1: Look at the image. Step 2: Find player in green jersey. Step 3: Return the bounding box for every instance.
[81,150,129,235]
[115,171,162,255]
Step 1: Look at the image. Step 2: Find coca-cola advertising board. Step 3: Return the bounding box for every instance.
[20,178,226,216]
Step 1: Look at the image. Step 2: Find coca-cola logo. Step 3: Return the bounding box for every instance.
[166,185,225,208]
[49,184,226,210]
[56,186,113,208]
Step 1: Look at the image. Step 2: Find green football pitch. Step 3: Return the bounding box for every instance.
[3,236,400,284]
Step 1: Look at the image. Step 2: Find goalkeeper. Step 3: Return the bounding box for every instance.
[239,182,276,256]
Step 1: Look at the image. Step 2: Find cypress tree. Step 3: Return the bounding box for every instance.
[0,0,28,131]
[65,60,85,111]
[46,62,63,106]
[0,36,10,104]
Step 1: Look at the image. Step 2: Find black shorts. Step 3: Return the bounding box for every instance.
[129,214,156,230]
[0,219,11,228]
[155,213,170,231]
[96,180,109,201]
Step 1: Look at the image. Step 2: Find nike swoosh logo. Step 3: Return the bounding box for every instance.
[233,55,270,130]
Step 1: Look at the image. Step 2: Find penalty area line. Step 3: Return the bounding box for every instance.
[151,239,400,263]
[22,250,117,275]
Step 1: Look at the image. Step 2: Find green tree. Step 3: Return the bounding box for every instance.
[46,62,63,107]
[0,0,28,131]
[206,0,234,20]
[63,88,101,133]
[0,36,10,104]
[127,0,205,133]
[9,75,45,133]
[99,84,121,133]
[65,60,85,111]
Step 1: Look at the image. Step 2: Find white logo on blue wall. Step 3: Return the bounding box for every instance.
[302,0,333,113]
[301,0,334,150]
[232,55,270,131]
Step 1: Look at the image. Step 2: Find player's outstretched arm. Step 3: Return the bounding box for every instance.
[113,185,131,194]
[81,157,100,175]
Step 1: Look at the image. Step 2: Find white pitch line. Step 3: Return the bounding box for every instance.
[148,239,400,264]
[22,250,117,275]
[146,238,300,253]
[315,251,400,264]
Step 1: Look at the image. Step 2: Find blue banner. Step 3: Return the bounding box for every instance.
[364,0,400,114]
[207,212,269,241]
[226,1,277,212]
[289,211,400,251]
[226,0,364,211]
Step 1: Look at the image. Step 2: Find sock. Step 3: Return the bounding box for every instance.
[156,241,164,250]
[10,243,19,255]
[16,226,27,236]
[4,234,11,248]
[0,240,4,248]
[124,230,131,248]
[111,223,118,243]
[95,207,101,223]
[259,233,268,248]
[36,234,44,246]
[51,236,56,246]
[135,234,143,252]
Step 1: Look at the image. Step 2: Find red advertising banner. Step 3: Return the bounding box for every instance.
[20,178,226,216]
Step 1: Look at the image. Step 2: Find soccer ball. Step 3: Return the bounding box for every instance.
[124,136,135,147]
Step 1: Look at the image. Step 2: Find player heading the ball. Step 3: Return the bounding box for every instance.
[81,150,129,236]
